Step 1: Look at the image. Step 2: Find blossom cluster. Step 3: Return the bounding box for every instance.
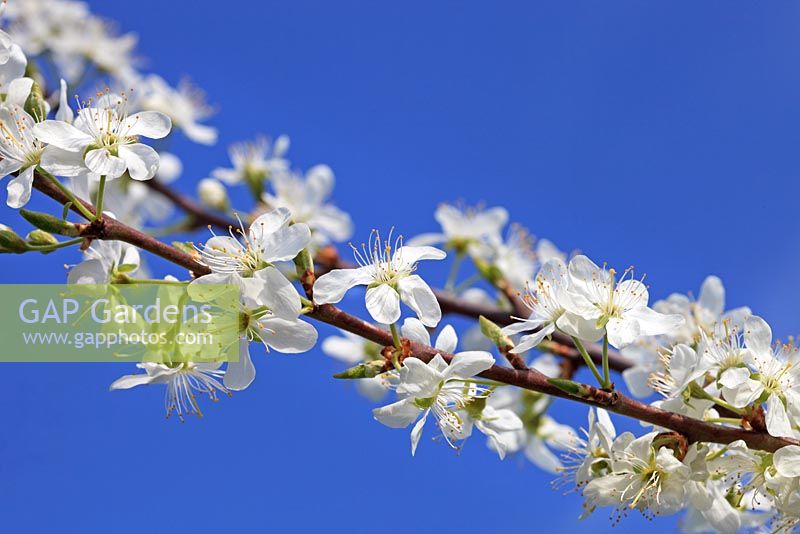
[2,2,800,532]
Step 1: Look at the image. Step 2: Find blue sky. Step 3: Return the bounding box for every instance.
[1,1,799,532]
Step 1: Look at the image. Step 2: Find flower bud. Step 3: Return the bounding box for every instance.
[26,229,58,248]
[20,209,82,237]
[197,178,229,211]
[479,315,515,354]
[24,80,48,121]
[0,225,28,253]
[333,359,386,379]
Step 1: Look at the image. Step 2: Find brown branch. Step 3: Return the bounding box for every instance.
[144,179,237,231]
[144,181,633,373]
[32,172,211,277]
[31,172,796,453]
[315,247,633,373]
[309,303,798,453]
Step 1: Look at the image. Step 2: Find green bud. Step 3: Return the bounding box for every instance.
[293,248,314,277]
[333,359,386,379]
[479,315,515,353]
[0,225,28,253]
[547,377,590,398]
[24,81,48,121]
[26,229,58,248]
[20,209,82,237]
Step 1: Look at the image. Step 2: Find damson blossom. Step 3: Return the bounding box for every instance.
[261,164,353,250]
[717,315,800,438]
[33,92,171,181]
[314,230,446,326]
[653,275,751,345]
[501,258,571,354]
[581,432,690,518]
[189,267,317,391]
[399,317,524,458]
[408,202,507,255]
[372,351,495,455]
[7,3,800,531]
[560,255,684,348]
[67,236,141,285]
[137,74,217,145]
[194,207,311,279]
[110,362,229,420]
[212,136,290,190]
[0,77,44,208]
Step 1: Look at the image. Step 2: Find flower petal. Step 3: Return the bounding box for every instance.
[32,120,93,151]
[626,306,684,338]
[257,317,318,353]
[372,397,421,428]
[365,283,401,325]
[118,143,160,181]
[443,351,495,380]
[400,317,431,346]
[40,146,88,177]
[434,325,458,353]
[774,445,800,477]
[6,165,33,208]
[398,274,441,327]
[313,267,373,304]
[124,111,172,139]
[224,339,256,390]
[85,148,127,179]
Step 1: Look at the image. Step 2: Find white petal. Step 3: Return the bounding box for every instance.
[6,166,33,208]
[253,267,301,319]
[773,445,800,477]
[224,340,256,390]
[443,351,495,380]
[56,79,74,123]
[313,267,373,304]
[393,245,446,269]
[398,275,441,327]
[626,306,684,338]
[32,120,93,150]
[698,275,725,316]
[85,148,127,179]
[118,143,159,181]
[124,111,172,139]
[524,438,562,473]
[372,397,421,428]
[257,317,318,353]
[606,317,641,348]
[365,283,401,325]
[512,323,555,354]
[68,259,108,284]
[321,335,362,364]
[260,223,311,263]
[555,312,603,342]
[410,414,427,456]
[249,207,291,242]
[109,373,156,390]
[766,394,794,438]
[397,358,443,397]
[400,317,431,346]
[5,77,33,108]
[434,325,458,354]
[40,146,88,177]
[745,315,773,357]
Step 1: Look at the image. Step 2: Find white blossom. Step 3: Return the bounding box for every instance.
[34,92,171,181]
[314,230,446,326]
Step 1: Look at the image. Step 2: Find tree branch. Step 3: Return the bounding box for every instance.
[33,172,793,452]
